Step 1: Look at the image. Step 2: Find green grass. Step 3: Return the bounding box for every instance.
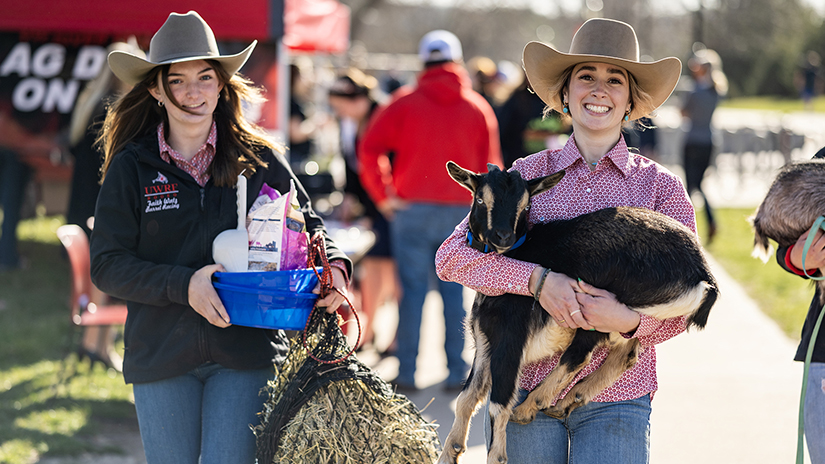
[0,216,136,464]
[721,95,825,113]
[697,207,813,339]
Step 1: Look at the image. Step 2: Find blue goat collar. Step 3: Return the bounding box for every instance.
[466,229,526,254]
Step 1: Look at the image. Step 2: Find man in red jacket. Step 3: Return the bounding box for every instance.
[359,30,502,392]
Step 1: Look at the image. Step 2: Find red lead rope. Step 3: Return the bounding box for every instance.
[302,232,361,364]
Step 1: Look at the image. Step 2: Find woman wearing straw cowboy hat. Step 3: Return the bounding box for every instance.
[90,11,351,463]
[436,18,695,462]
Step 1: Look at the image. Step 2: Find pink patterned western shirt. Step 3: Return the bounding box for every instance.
[435,134,697,404]
[157,121,217,187]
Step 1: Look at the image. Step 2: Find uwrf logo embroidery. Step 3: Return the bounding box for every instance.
[144,181,180,213]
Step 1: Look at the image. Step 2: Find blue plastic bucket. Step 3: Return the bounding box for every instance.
[213,267,321,293]
[212,268,321,330]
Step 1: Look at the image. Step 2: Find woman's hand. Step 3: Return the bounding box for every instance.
[790,227,825,273]
[575,280,640,334]
[188,264,231,328]
[530,267,593,330]
[314,266,350,314]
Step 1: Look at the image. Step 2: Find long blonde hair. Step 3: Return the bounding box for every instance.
[97,59,281,186]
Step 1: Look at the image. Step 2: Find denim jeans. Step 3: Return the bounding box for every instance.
[390,203,469,386]
[805,362,825,464]
[132,362,272,464]
[0,148,32,268]
[483,389,651,464]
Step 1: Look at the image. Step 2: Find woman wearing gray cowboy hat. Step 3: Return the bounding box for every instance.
[90,11,352,463]
[436,18,696,463]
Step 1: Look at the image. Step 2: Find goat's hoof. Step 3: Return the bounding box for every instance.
[452,443,463,453]
[436,448,459,464]
[574,393,583,403]
[510,405,537,424]
[488,454,507,464]
[540,406,566,419]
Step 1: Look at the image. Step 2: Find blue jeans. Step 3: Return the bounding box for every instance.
[0,148,32,268]
[805,362,825,464]
[390,203,469,386]
[132,362,272,464]
[484,389,651,464]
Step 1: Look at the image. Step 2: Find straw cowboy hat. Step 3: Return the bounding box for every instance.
[108,10,256,87]
[523,18,681,120]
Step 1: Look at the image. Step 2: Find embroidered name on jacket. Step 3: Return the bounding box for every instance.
[144,182,180,213]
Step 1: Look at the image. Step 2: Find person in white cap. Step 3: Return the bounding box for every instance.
[437,18,694,463]
[359,29,502,392]
[90,11,351,463]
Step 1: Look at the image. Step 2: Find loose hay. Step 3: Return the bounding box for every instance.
[254,310,441,464]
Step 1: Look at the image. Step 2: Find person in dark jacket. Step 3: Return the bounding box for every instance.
[680,48,727,244]
[775,146,825,464]
[90,11,351,464]
[497,69,567,169]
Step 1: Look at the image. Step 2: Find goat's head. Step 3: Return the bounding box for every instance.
[750,160,825,261]
[447,161,565,254]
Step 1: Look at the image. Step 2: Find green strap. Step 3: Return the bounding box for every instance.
[801,216,825,282]
[797,216,825,464]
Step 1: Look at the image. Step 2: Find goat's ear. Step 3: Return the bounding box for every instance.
[526,170,565,197]
[446,161,479,193]
[487,163,501,173]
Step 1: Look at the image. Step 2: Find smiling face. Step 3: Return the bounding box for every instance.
[564,61,631,137]
[149,59,224,134]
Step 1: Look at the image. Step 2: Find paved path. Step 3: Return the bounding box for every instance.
[650,254,807,464]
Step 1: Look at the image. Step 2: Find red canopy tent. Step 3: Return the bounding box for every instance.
[0,0,349,51]
[0,0,349,212]
[284,0,350,53]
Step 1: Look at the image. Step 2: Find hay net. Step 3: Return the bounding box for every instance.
[254,309,442,464]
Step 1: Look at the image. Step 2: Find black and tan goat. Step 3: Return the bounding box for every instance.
[438,162,718,464]
[751,159,825,302]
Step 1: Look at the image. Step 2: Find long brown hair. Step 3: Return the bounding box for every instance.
[97,59,280,186]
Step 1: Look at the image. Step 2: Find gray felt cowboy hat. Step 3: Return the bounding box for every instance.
[108,10,256,87]
[523,18,681,121]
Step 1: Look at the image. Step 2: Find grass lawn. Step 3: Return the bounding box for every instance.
[697,207,813,340]
[0,216,136,464]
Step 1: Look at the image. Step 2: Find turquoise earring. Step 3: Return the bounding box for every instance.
[562,102,569,114]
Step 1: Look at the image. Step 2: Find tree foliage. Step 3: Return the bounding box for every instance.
[340,0,825,98]
[701,0,821,97]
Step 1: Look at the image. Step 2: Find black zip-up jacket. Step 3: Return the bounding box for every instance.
[776,147,825,364]
[90,133,351,384]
